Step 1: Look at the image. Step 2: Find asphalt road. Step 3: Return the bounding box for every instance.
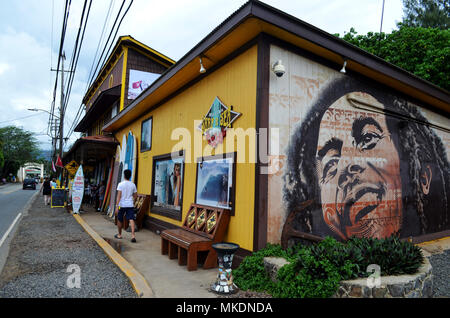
[0,183,39,274]
[0,183,39,242]
[0,190,137,298]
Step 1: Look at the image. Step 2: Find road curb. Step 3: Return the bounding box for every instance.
[72,213,154,298]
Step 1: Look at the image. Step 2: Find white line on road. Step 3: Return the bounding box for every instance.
[0,212,22,248]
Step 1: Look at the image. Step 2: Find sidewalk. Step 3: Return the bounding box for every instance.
[78,207,450,298]
[78,208,219,298]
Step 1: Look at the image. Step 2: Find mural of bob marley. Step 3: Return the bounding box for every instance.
[283,76,450,242]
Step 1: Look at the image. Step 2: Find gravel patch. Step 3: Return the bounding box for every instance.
[0,197,137,298]
[428,249,450,298]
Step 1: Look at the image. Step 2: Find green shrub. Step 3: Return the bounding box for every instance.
[273,247,344,298]
[345,236,424,276]
[232,244,292,292]
[233,236,424,298]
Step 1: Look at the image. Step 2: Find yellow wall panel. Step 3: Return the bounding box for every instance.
[114,45,258,251]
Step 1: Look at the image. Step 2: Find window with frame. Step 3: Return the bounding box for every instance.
[140,117,152,152]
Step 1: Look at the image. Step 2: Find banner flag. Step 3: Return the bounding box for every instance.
[56,155,64,168]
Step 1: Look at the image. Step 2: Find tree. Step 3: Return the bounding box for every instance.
[336,26,449,91]
[0,141,4,171]
[0,126,41,178]
[400,0,450,29]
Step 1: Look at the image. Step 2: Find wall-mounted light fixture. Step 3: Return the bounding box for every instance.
[199,57,206,74]
[340,60,347,74]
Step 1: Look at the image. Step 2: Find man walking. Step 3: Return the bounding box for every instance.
[115,169,137,242]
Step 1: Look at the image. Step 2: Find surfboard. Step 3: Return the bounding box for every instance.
[131,133,137,183]
[120,133,127,180]
[72,165,84,214]
[111,134,127,218]
[108,145,121,217]
[125,131,133,173]
[101,157,114,212]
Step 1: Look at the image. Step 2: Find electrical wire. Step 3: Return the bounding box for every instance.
[65,0,117,144]
[65,0,134,144]
[63,0,92,113]
[86,0,126,90]
[84,0,115,94]
[0,113,46,125]
[48,0,71,137]
[97,0,134,81]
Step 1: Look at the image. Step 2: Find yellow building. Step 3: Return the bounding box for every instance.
[63,35,174,189]
[78,1,449,263]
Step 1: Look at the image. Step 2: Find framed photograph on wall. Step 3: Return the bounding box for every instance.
[195,152,236,215]
[151,151,184,220]
[141,117,152,152]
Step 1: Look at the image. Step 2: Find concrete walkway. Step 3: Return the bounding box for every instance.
[78,209,219,298]
[77,207,450,299]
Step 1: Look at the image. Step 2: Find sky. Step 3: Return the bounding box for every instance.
[0,0,404,152]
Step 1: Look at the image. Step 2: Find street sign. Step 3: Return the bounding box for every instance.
[65,160,79,176]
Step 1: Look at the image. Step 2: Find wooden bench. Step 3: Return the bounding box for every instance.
[116,194,151,230]
[160,204,230,271]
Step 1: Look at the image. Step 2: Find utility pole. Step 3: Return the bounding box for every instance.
[49,52,73,181]
[59,51,65,166]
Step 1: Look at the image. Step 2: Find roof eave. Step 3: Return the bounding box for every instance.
[103,0,449,133]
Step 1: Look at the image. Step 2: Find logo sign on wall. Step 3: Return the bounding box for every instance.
[72,165,84,214]
[199,97,241,148]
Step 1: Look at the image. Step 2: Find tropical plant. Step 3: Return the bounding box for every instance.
[233,236,424,298]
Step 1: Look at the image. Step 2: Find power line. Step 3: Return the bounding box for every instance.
[84,0,115,93]
[0,113,46,125]
[377,0,386,55]
[86,0,126,90]
[48,0,71,136]
[97,0,134,80]
[63,0,92,113]
[65,0,116,143]
[65,0,134,144]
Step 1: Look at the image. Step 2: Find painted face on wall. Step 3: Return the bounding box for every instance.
[315,92,403,239]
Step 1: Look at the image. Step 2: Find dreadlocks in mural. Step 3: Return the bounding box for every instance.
[283,76,450,242]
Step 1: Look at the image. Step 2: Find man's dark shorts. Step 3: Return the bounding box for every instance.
[118,207,136,221]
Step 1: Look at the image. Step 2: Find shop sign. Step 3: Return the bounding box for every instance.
[199,97,241,148]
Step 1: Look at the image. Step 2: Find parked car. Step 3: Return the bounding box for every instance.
[23,178,36,190]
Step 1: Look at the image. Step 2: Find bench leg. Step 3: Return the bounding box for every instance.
[178,247,187,266]
[187,249,198,271]
[168,242,178,259]
[161,238,168,255]
[203,249,218,269]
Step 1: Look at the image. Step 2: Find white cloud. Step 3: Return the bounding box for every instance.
[0,63,10,76]
[0,0,405,151]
